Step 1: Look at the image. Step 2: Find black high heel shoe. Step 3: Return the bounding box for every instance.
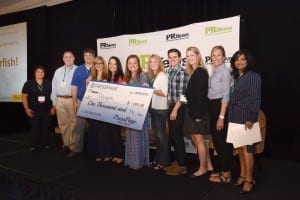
[240,180,256,194]
[233,176,246,186]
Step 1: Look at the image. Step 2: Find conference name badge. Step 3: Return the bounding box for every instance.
[60,81,67,88]
[38,96,45,103]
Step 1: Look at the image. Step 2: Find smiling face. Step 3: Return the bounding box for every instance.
[94,58,104,72]
[35,68,45,80]
[127,57,139,74]
[168,52,181,67]
[63,52,75,67]
[108,58,117,73]
[186,49,198,68]
[211,48,224,67]
[235,54,248,73]
[83,52,95,65]
[149,57,160,74]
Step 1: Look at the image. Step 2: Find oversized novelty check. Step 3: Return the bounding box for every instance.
[77,81,154,130]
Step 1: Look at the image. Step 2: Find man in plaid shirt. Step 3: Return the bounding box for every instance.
[164,48,189,176]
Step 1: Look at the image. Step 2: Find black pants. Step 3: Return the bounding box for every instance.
[108,124,123,158]
[29,112,51,148]
[209,99,233,171]
[168,104,186,166]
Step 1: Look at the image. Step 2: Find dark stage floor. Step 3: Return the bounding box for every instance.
[0,132,299,200]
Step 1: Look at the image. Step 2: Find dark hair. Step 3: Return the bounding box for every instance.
[107,56,124,82]
[168,48,181,58]
[63,50,74,57]
[230,49,255,79]
[124,54,142,83]
[33,65,46,75]
[83,48,95,56]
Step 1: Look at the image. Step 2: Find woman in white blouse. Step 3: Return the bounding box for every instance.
[147,54,169,170]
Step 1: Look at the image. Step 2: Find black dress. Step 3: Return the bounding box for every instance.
[184,67,210,135]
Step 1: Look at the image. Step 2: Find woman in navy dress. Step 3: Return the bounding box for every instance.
[228,49,261,193]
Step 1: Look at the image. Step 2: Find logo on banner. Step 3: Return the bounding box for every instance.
[99,42,116,49]
[205,26,232,36]
[166,33,189,41]
[128,39,147,46]
[204,56,232,64]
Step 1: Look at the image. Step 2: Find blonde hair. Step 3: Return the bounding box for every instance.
[147,54,165,79]
[90,56,108,80]
[185,46,205,75]
[211,45,226,57]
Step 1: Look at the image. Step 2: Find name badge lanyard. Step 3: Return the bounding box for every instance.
[37,84,43,93]
[63,66,72,82]
[168,67,181,89]
[86,67,91,75]
[63,67,67,81]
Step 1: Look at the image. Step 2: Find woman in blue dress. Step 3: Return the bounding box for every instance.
[123,54,150,170]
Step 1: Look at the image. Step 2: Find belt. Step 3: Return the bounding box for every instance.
[57,95,72,98]
[209,98,222,102]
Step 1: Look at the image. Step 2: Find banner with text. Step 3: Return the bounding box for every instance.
[77,81,154,130]
[97,16,240,75]
[0,22,27,102]
[96,16,240,153]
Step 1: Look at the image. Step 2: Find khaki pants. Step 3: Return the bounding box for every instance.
[55,97,76,147]
[69,99,87,152]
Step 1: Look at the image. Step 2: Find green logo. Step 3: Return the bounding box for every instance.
[205,26,232,35]
[128,39,147,46]
[139,54,151,70]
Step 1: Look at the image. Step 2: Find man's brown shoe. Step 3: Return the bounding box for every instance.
[163,162,179,171]
[166,166,187,176]
[67,150,80,158]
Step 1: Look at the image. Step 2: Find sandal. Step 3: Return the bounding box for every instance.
[114,158,124,164]
[150,161,157,167]
[233,176,246,186]
[103,157,112,162]
[209,172,220,178]
[240,180,256,194]
[153,164,164,170]
[209,172,231,183]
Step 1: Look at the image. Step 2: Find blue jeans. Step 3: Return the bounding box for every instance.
[151,108,169,166]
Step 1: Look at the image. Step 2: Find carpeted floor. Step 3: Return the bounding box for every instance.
[0,132,299,200]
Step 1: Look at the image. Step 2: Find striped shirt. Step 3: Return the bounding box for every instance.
[228,70,261,123]
[208,64,231,103]
[51,65,77,105]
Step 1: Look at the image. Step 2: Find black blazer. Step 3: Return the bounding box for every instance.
[185,67,209,119]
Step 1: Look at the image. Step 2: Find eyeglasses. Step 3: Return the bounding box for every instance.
[95,62,104,65]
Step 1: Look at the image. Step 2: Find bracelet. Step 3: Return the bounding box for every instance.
[218,115,224,119]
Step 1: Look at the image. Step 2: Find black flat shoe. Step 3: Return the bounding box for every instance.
[189,171,207,178]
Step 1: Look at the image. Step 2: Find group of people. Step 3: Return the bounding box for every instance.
[21,46,261,194]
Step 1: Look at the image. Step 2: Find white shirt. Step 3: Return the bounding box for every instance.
[151,71,168,110]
